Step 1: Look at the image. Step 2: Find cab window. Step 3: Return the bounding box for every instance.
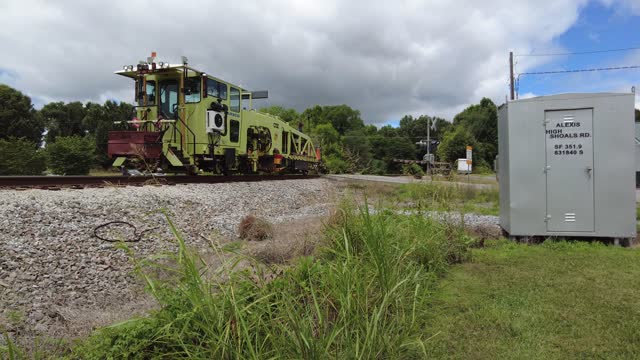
[159,80,178,118]
[219,83,228,99]
[230,87,240,112]
[147,81,156,105]
[206,78,228,100]
[185,77,201,103]
[138,80,156,105]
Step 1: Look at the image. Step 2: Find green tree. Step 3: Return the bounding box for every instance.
[302,105,364,135]
[369,135,417,173]
[324,155,349,174]
[431,118,452,140]
[46,136,96,175]
[0,84,44,144]
[399,115,451,140]
[452,98,497,165]
[259,105,299,124]
[83,100,134,167]
[326,105,364,134]
[378,125,398,138]
[399,115,427,138]
[437,127,477,163]
[41,101,88,143]
[363,124,378,136]
[343,129,372,171]
[312,123,341,148]
[0,137,47,175]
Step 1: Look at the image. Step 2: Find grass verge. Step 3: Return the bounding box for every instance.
[424,239,640,359]
[58,204,474,359]
[394,182,499,215]
[341,180,499,216]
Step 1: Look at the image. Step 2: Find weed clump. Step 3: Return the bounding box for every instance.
[238,214,273,241]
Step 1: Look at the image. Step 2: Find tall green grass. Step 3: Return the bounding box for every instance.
[1,333,22,360]
[394,182,499,215]
[69,204,474,359]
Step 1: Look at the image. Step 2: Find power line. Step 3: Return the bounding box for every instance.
[515,46,640,57]
[518,64,640,76]
[515,65,640,99]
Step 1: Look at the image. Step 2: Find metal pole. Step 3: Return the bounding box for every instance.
[509,51,515,101]
[426,117,430,175]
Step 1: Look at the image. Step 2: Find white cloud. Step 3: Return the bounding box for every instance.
[2,0,633,124]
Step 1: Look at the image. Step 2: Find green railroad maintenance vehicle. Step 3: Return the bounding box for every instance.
[108,53,320,175]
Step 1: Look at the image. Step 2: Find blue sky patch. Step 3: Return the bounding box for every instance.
[516,2,640,97]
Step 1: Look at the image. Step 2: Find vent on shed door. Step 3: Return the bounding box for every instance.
[564,213,576,222]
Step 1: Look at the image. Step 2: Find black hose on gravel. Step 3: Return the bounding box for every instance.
[94,221,158,242]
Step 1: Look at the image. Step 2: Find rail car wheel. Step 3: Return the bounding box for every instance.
[186,165,198,176]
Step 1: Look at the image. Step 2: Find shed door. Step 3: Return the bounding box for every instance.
[545,108,594,232]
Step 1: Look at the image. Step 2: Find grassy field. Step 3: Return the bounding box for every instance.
[344,181,500,216]
[424,240,640,359]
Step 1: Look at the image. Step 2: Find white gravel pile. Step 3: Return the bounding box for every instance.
[425,211,499,227]
[0,178,332,335]
[369,207,500,230]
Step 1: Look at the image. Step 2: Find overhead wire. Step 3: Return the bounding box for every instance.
[513,44,640,98]
[515,46,640,57]
[518,64,640,76]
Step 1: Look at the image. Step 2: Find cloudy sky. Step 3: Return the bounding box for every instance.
[0,0,639,126]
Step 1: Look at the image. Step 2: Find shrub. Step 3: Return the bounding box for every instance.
[324,155,349,174]
[437,127,477,163]
[366,159,387,175]
[238,214,273,241]
[402,163,425,178]
[473,160,493,174]
[46,136,96,175]
[0,137,47,175]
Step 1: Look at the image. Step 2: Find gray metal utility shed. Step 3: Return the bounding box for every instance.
[498,93,636,239]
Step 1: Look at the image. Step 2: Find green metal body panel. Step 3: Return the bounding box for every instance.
[165,148,184,167]
[112,157,126,167]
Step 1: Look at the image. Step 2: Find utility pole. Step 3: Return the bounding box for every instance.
[426,117,430,174]
[509,51,515,100]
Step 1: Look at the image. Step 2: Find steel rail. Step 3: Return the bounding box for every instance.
[0,174,320,189]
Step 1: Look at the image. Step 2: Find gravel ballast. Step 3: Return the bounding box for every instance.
[0,178,332,338]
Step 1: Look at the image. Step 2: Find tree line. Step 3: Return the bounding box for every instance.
[0,83,500,175]
[0,84,132,175]
[261,99,499,174]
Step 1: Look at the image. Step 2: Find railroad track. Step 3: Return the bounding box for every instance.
[0,174,320,190]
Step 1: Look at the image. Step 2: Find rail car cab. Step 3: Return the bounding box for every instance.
[107,53,320,175]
